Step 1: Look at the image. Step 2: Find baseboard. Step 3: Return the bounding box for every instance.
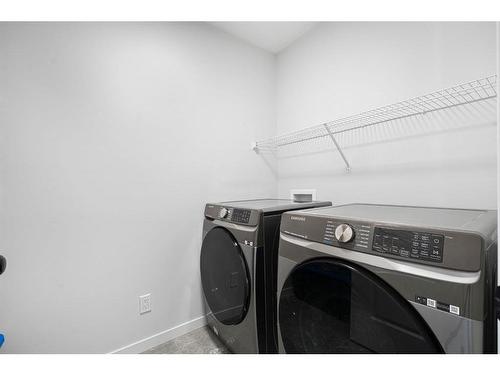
[110,315,207,354]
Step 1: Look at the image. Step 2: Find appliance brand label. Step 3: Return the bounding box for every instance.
[290,216,306,222]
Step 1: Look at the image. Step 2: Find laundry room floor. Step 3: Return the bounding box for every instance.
[142,326,230,354]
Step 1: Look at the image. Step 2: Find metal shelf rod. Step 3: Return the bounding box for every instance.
[324,124,351,172]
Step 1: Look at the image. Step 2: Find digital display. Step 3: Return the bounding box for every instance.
[231,209,251,224]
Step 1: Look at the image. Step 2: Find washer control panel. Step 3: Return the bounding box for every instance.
[280,211,483,271]
[373,227,444,263]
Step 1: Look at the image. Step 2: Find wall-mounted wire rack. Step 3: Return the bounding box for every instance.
[252,75,497,172]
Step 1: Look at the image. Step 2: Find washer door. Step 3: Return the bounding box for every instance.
[200,227,250,325]
[279,258,443,353]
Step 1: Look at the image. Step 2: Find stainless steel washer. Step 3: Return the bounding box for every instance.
[276,204,497,353]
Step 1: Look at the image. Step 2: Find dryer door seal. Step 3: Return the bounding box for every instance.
[278,258,443,353]
[200,227,251,325]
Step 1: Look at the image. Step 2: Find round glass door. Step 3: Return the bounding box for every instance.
[200,227,250,325]
[279,258,443,353]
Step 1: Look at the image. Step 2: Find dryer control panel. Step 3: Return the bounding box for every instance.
[231,208,252,224]
[204,204,259,226]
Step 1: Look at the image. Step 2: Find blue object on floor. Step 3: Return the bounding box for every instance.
[0,333,4,348]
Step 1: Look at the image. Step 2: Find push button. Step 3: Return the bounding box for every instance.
[431,235,443,245]
[410,248,420,258]
[419,250,429,258]
[431,247,441,256]
[381,237,390,251]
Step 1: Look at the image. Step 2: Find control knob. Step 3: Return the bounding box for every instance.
[218,207,229,219]
[335,223,355,243]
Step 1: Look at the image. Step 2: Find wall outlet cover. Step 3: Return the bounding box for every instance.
[139,294,152,315]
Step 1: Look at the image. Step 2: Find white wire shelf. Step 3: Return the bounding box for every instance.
[253,75,497,171]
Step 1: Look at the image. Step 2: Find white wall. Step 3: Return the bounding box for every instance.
[0,22,277,353]
[0,21,497,354]
[275,22,497,210]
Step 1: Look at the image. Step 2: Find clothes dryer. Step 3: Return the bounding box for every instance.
[200,199,331,353]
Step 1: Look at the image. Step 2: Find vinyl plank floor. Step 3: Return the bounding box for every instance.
[142,326,230,354]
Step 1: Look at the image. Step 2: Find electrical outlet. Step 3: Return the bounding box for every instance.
[139,293,152,314]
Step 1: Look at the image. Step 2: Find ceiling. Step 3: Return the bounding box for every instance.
[210,22,318,54]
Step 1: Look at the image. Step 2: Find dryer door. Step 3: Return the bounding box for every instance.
[279,258,443,353]
[200,227,250,325]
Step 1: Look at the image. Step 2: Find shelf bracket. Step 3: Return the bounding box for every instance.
[324,124,351,172]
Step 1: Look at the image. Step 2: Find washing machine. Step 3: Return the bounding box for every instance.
[276,204,498,354]
[200,199,332,353]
